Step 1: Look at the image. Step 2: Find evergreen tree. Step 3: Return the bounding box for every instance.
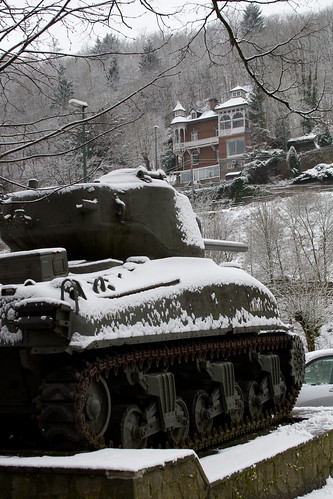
[274,114,291,151]
[241,4,265,37]
[316,123,333,147]
[287,146,301,175]
[161,135,176,172]
[248,85,269,147]
[301,67,318,134]
[139,39,160,73]
[91,34,119,87]
[91,34,119,56]
[106,56,119,87]
[51,64,74,110]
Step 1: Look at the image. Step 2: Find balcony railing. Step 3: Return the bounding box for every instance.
[219,125,245,137]
[180,164,220,183]
[173,136,219,152]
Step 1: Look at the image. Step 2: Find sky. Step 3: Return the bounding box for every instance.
[103,0,333,36]
[4,0,332,55]
[46,0,333,53]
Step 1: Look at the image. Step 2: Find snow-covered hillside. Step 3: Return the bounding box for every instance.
[197,188,333,351]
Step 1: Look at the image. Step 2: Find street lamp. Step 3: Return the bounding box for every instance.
[154,125,159,171]
[69,98,88,182]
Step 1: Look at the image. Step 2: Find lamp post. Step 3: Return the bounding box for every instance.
[69,98,88,182]
[154,125,159,171]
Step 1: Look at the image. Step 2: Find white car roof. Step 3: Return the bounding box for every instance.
[306,349,333,363]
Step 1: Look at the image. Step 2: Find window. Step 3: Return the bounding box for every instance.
[191,150,199,165]
[220,114,231,130]
[227,138,245,157]
[233,112,244,128]
[304,357,333,385]
[180,165,220,183]
[191,111,197,119]
[191,130,198,141]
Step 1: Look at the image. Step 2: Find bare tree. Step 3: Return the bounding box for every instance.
[208,1,331,120]
[0,1,332,189]
[244,192,333,351]
[246,202,285,284]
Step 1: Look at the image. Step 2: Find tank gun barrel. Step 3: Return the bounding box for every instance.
[204,238,248,253]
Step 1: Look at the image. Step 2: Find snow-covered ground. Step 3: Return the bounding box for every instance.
[1,408,332,498]
[200,408,333,485]
[296,476,333,498]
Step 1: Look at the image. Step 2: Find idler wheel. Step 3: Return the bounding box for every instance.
[183,389,213,434]
[229,383,245,424]
[82,375,111,440]
[168,398,190,445]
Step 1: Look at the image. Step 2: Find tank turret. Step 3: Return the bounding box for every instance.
[0,167,205,261]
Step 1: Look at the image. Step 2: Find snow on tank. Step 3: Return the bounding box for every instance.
[0,167,304,451]
[0,167,204,261]
[0,254,287,353]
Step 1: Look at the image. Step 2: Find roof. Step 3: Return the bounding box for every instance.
[230,86,248,92]
[215,96,248,111]
[170,108,217,125]
[173,100,186,112]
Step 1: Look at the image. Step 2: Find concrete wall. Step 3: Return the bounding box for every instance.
[2,429,333,498]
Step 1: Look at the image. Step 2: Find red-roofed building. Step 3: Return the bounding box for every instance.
[171,87,251,182]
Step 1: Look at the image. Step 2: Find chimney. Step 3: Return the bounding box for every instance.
[208,98,218,110]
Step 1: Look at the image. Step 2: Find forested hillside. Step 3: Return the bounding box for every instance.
[198,189,333,351]
[1,1,333,189]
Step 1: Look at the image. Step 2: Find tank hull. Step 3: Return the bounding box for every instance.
[0,253,304,449]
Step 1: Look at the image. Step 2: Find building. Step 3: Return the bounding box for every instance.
[170,86,251,183]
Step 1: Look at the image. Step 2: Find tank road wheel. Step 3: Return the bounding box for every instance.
[229,383,245,424]
[242,381,263,420]
[184,390,213,434]
[81,376,111,442]
[168,398,190,445]
[118,405,147,449]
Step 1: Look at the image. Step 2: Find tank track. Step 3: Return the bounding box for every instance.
[37,333,303,452]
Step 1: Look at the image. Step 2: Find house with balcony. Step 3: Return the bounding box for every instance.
[170,86,251,183]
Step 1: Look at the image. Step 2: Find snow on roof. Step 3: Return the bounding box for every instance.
[170,108,217,125]
[215,96,248,111]
[170,115,189,124]
[288,134,316,143]
[173,100,186,112]
[230,86,247,92]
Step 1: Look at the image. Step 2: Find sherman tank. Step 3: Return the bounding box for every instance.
[0,167,304,450]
